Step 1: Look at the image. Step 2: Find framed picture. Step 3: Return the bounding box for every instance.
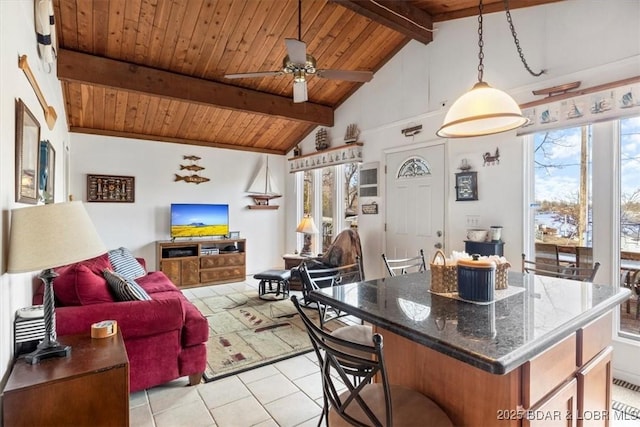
[455,171,478,201]
[228,231,240,239]
[39,140,55,204]
[87,174,135,202]
[15,99,41,204]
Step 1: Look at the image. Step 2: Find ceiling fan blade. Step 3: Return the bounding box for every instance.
[316,69,373,82]
[293,80,308,103]
[285,38,307,65]
[224,71,283,79]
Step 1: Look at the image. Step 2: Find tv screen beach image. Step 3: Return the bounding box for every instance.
[171,204,229,238]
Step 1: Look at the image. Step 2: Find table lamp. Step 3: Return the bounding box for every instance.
[8,201,107,364]
[296,215,319,257]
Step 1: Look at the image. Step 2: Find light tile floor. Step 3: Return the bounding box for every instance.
[130,278,330,427]
[129,278,640,427]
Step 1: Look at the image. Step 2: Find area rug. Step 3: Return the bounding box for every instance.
[612,378,640,420]
[191,290,346,382]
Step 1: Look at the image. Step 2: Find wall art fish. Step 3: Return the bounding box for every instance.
[183,155,201,161]
[174,174,210,184]
[179,164,205,172]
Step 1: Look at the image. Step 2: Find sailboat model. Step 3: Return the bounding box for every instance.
[247,157,281,210]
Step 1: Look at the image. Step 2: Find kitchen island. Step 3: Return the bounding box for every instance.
[311,272,630,427]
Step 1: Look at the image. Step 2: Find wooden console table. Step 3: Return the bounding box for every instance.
[2,331,129,427]
[157,239,246,287]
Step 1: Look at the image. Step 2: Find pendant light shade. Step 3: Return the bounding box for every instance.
[437,0,542,139]
[436,81,528,138]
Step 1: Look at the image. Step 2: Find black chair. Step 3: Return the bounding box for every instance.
[291,295,453,427]
[298,258,363,329]
[522,254,600,282]
[381,249,426,277]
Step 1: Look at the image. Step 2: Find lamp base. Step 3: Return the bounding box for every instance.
[24,342,71,365]
[300,233,313,257]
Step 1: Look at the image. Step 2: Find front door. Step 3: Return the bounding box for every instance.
[385,144,445,264]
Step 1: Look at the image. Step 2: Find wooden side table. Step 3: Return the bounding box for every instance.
[2,330,129,427]
[283,253,309,290]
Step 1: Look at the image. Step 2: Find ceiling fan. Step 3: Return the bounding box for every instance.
[224,0,373,103]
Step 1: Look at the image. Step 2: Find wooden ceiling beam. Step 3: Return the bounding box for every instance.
[330,0,433,45]
[57,49,334,127]
[431,0,562,23]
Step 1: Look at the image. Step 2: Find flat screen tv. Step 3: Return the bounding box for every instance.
[170,203,229,238]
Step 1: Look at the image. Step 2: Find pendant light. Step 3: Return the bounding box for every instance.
[437,0,543,138]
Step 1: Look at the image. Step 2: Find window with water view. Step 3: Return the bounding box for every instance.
[534,116,640,337]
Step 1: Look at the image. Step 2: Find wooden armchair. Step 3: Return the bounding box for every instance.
[534,242,560,266]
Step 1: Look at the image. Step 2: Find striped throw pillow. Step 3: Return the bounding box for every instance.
[103,269,151,301]
[108,247,146,280]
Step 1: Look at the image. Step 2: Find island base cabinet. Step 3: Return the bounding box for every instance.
[524,379,577,427]
[576,347,612,427]
[376,325,613,427]
[375,327,521,427]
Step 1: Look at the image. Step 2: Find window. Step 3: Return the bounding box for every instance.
[530,115,640,340]
[298,163,360,254]
[619,115,640,338]
[533,125,592,247]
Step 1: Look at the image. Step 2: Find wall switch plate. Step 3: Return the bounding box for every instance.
[466,215,480,227]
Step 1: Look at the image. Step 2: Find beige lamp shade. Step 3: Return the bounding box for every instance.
[296,216,319,234]
[437,81,529,138]
[8,201,107,273]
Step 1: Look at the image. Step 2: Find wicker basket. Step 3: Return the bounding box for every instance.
[495,262,511,290]
[430,250,458,293]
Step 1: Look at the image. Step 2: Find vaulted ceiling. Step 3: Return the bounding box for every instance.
[54,0,560,155]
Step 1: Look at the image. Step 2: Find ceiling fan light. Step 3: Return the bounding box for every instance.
[305,54,316,74]
[293,70,306,83]
[436,81,528,138]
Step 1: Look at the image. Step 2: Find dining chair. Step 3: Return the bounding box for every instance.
[290,295,454,427]
[381,249,426,277]
[575,246,594,269]
[298,258,363,329]
[522,254,600,282]
[534,242,560,266]
[627,271,640,320]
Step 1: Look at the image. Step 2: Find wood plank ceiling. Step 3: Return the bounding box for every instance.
[54,0,561,155]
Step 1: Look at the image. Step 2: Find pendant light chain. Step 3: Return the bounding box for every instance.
[477,0,485,83]
[503,0,544,77]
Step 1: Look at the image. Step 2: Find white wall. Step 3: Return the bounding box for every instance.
[1,1,71,384]
[69,134,287,274]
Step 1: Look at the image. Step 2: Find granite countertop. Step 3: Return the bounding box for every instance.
[311,271,631,375]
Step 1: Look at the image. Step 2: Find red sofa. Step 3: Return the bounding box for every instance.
[33,253,208,393]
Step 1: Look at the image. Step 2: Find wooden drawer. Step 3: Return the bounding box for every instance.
[523,333,577,408]
[200,267,244,283]
[576,312,612,367]
[200,253,245,268]
[524,378,577,427]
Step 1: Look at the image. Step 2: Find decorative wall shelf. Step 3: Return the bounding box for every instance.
[288,143,363,173]
[247,204,279,210]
